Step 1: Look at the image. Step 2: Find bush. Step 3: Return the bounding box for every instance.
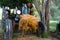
[56,22,60,32]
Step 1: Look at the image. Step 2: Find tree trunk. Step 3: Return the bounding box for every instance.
[33,0,47,31]
[33,0,51,32]
[45,0,51,32]
[42,0,48,31]
[33,0,41,13]
[42,0,46,24]
[33,0,45,22]
[33,0,43,21]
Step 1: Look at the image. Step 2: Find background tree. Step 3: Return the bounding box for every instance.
[0,0,34,8]
[34,0,50,32]
[45,0,51,32]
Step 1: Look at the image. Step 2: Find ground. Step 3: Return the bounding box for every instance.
[0,33,58,40]
[12,35,58,40]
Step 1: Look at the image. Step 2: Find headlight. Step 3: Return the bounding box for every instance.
[17,10,21,14]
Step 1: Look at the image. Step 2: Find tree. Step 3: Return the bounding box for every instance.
[34,0,51,32]
[50,0,60,18]
[0,0,34,8]
[33,0,46,28]
[0,0,17,8]
[45,0,51,32]
[33,0,42,20]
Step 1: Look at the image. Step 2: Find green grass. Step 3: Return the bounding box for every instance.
[49,21,59,24]
[0,26,3,34]
[32,37,36,40]
[49,20,59,31]
[49,26,56,31]
[32,32,48,40]
[43,32,48,38]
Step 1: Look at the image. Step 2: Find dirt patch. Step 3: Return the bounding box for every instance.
[0,36,3,40]
[12,35,55,40]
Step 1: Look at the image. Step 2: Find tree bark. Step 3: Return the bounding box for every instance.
[33,0,51,32]
[33,0,41,14]
[34,0,42,21]
[33,0,47,31]
[45,0,51,32]
[33,0,43,21]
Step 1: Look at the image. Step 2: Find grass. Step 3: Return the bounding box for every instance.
[49,21,59,24]
[32,32,48,40]
[43,32,48,38]
[49,26,56,31]
[32,37,36,40]
[0,26,3,34]
[49,20,59,31]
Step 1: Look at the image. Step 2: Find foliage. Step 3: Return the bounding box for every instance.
[50,0,60,33]
[0,0,34,8]
[22,0,34,3]
[50,0,60,17]
[0,0,17,8]
[27,0,34,2]
[43,32,48,38]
